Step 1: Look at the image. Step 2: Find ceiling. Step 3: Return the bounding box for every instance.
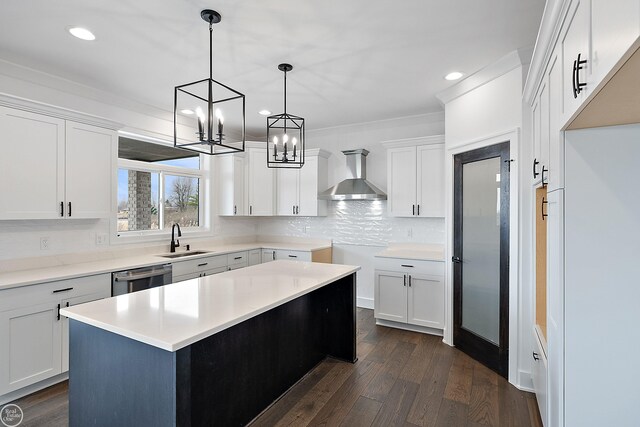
[0,1,544,138]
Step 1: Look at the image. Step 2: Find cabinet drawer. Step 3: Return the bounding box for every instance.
[275,250,312,261]
[374,257,444,275]
[171,255,227,277]
[227,251,248,267]
[0,274,110,312]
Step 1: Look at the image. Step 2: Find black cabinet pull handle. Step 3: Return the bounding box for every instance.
[296,205,299,215]
[197,263,208,267]
[68,202,72,217]
[53,287,74,293]
[234,205,237,215]
[452,256,462,263]
[250,205,252,215]
[60,201,64,217]
[541,166,548,187]
[234,256,242,260]
[533,351,540,361]
[408,275,412,287]
[542,197,548,220]
[412,204,415,215]
[273,250,276,260]
[401,264,414,268]
[288,255,297,258]
[533,158,539,178]
[573,53,587,99]
[403,275,406,287]
[417,205,420,216]
[57,303,61,321]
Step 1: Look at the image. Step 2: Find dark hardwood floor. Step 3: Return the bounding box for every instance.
[11,308,542,427]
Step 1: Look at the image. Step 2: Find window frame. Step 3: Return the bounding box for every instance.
[114,156,207,241]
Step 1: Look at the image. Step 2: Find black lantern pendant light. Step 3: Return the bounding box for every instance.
[174,9,245,155]
[267,64,305,168]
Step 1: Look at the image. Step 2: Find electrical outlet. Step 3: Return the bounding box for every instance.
[40,237,49,250]
[407,228,413,238]
[96,233,108,246]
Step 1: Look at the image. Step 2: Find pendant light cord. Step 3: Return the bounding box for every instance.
[283,69,287,115]
[209,22,213,79]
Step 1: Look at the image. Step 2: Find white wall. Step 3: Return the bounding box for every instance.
[258,112,446,308]
[439,56,533,390]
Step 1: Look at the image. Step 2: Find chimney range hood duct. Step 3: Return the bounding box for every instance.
[319,149,387,201]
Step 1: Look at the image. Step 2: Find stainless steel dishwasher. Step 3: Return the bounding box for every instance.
[111,264,173,296]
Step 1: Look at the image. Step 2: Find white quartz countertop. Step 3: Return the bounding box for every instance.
[60,260,359,352]
[0,242,332,290]
[375,243,445,262]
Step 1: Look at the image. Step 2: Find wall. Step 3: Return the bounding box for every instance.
[437,50,533,390]
[257,112,446,308]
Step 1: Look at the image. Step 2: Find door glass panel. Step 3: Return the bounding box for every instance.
[461,157,501,344]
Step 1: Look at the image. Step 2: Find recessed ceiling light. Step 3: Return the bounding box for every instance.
[258,109,272,116]
[180,109,195,115]
[68,27,96,41]
[445,71,464,81]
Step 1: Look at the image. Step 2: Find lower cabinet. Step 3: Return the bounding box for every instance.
[0,274,110,397]
[274,249,312,262]
[262,249,276,263]
[374,258,444,332]
[532,329,548,426]
[248,249,261,266]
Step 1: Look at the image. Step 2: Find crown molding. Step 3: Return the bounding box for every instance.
[380,134,445,148]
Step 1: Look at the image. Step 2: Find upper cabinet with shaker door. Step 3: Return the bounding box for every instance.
[275,149,329,217]
[385,136,445,218]
[561,0,591,124]
[0,107,116,220]
[247,147,275,216]
[217,153,246,216]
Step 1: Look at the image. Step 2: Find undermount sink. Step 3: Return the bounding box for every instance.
[159,250,209,259]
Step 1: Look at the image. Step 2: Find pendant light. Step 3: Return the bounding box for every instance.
[267,64,305,168]
[174,9,245,155]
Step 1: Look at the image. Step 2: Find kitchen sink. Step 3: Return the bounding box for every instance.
[159,250,209,259]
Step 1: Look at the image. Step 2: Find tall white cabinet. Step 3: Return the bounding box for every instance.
[0,106,117,220]
[276,149,329,216]
[383,136,445,218]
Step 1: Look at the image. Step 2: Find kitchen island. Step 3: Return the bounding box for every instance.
[60,260,359,426]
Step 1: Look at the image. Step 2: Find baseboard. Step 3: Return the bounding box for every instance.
[357,297,374,309]
[0,372,68,405]
[375,318,444,337]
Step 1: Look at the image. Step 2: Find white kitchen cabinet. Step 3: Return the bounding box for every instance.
[261,249,276,263]
[227,251,249,270]
[532,329,548,427]
[276,151,329,217]
[247,147,275,216]
[547,47,564,192]
[172,254,228,281]
[217,153,246,216]
[386,142,444,217]
[374,270,407,323]
[0,274,109,398]
[374,257,444,332]
[561,0,591,123]
[590,0,640,90]
[0,107,116,220]
[248,249,261,266]
[274,249,312,262]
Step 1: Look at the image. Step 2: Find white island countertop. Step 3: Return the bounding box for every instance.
[60,260,359,352]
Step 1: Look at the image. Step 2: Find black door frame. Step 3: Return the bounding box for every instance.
[453,141,510,378]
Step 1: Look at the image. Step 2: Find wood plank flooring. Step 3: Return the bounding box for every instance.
[9,308,542,427]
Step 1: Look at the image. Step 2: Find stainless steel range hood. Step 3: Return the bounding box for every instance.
[319,149,387,201]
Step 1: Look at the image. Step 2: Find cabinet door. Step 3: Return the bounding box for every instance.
[532,99,541,183]
[0,302,62,394]
[532,329,548,427]
[61,292,108,371]
[591,0,640,88]
[0,107,65,219]
[65,122,116,218]
[547,48,564,192]
[374,270,407,323]
[546,189,564,427]
[247,148,274,216]
[416,144,445,217]
[538,80,550,185]
[561,0,591,123]
[248,249,261,266]
[387,147,417,217]
[276,168,299,216]
[217,154,245,216]
[407,273,444,328]
[262,250,276,263]
[299,156,324,216]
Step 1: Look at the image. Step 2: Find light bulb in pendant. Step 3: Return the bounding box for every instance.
[215,108,224,135]
[282,134,289,143]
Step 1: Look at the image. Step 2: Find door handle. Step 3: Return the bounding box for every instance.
[417,205,420,215]
[533,158,539,178]
[572,53,588,98]
[57,303,61,321]
[412,204,415,215]
[234,205,237,215]
[533,351,540,361]
[296,205,299,215]
[408,275,412,287]
[250,205,252,215]
[542,197,548,220]
[403,275,406,287]
[53,287,74,294]
[541,166,548,187]
[60,201,64,217]
[197,263,208,267]
[452,256,462,263]
[293,205,295,215]
[68,201,72,217]
[288,255,297,258]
